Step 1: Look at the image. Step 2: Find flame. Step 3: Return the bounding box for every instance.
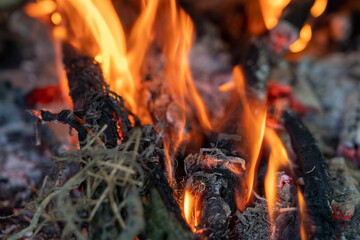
[184,190,196,232]
[162,1,211,132]
[51,12,62,25]
[163,142,173,187]
[55,0,137,113]
[232,66,267,208]
[311,0,327,18]
[289,24,312,53]
[264,127,290,221]
[25,0,57,18]
[127,0,159,77]
[259,0,291,30]
[219,81,235,92]
[297,190,307,240]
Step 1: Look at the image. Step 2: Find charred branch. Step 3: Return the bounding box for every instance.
[282,110,334,240]
[63,43,132,148]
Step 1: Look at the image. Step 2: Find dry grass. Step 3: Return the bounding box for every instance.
[6,126,144,240]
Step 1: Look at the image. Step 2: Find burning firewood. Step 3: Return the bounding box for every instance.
[183,149,242,239]
[28,46,194,240]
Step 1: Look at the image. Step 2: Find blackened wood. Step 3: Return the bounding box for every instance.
[196,167,237,240]
[282,110,334,240]
[63,43,131,148]
[280,0,315,31]
[62,44,131,239]
[31,110,89,143]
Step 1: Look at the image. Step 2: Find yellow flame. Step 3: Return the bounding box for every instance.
[184,190,196,232]
[264,127,290,221]
[311,0,327,18]
[289,24,312,52]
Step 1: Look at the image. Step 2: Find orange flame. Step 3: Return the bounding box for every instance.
[25,0,57,18]
[259,0,291,30]
[162,1,211,132]
[297,190,307,240]
[264,127,290,221]
[56,0,137,113]
[289,24,312,53]
[127,0,159,78]
[232,66,267,208]
[184,190,196,232]
[163,142,173,187]
[311,0,327,18]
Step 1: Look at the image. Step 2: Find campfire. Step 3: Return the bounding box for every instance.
[1,0,359,239]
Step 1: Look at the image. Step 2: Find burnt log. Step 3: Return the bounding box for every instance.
[63,43,132,148]
[196,167,237,240]
[62,45,132,239]
[184,149,241,239]
[282,110,334,240]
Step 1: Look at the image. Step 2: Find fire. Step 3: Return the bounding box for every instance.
[26,0,210,146]
[127,0,159,77]
[55,0,138,116]
[184,190,196,232]
[264,127,290,221]
[232,66,267,208]
[25,0,57,18]
[51,12,62,25]
[289,24,312,53]
[161,1,211,132]
[297,190,307,240]
[259,0,291,30]
[311,0,328,18]
[163,142,173,188]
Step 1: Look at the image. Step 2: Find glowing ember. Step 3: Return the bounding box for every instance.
[264,127,291,221]
[311,0,328,18]
[289,24,312,53]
